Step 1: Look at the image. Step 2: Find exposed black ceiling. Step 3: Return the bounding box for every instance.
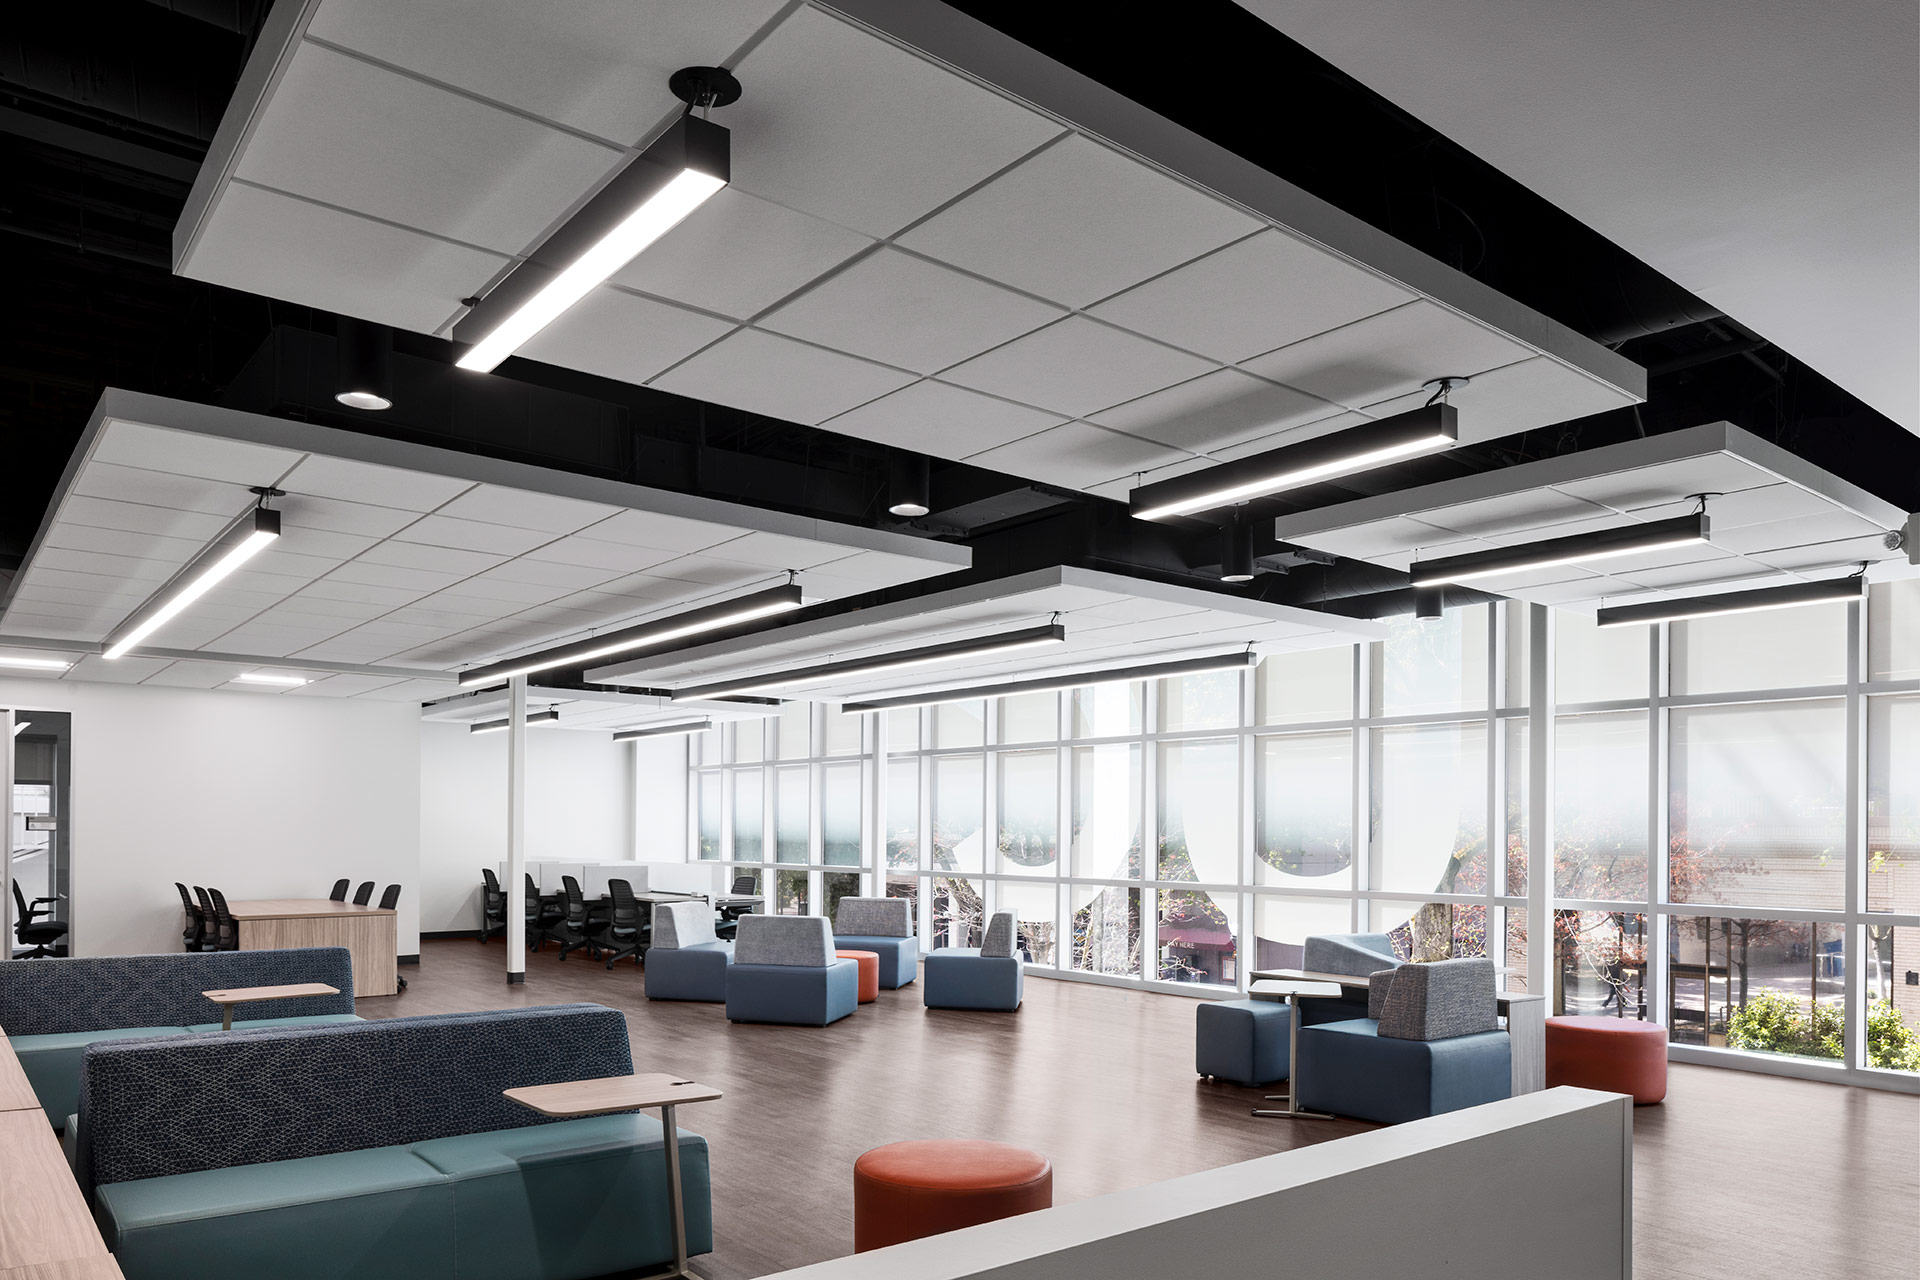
[3,0,1913,609]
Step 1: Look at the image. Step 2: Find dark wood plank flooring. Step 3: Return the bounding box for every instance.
[361,940,1919,1280]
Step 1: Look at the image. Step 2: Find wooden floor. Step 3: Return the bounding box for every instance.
[365,940,1920,1280]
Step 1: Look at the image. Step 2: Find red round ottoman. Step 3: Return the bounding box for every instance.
[853,1139,1052,1252]
[1545,1015,1668,1104]
[836,950,880,1004]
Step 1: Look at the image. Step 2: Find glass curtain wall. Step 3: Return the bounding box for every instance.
[688,585,1920,1087]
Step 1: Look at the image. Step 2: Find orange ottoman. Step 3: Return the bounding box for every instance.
[1545,1015,1668,1104]
[853,1139,1052,1252]
[837,950,881,1004]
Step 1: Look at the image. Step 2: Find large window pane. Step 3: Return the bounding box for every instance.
[1672,602,1848,694]
[1255,731,1352,885]
[1372,722,1488,894]
[733,770,763,862]
[1554,910,1648,1018]
[734,718,763,764]
[1252,895,1349,971]
[1158,889,1237,985]
[775,868,807,915]
[1072,682,1141,738]
[1867,694,1920,914]
[931,875,983,948]
[1869,580,1920,681]
[1255,646,1353,725]
[1864,925,1920,1073]
[931,755,984,873]
[934,701,984,749]
[1668,915,1844,1060]
[1556,610,1649,704]
[1071,885,1141,976]
[1670,701,1846,910]
[1157,670,1239,732]
[1505,719,1528,896]
[997,750,1058,875]
[697,772,721,860]
[1373,608,1488,716]
[885,758,918,870]
[695,725,721,766]
[997,692,1056,744]
[776,702,811,760]
[886,707,920,752]
[822,762,861,866]
[1555,712,1649,901]
[884,873,919,936]
[1371,899,1487,962]
[821,871,861,923]
[998,881,1057,966]
[1157,738,1238,884]
[1071,744,1140,879]
[775,765,808,864]
[823,704,862,756]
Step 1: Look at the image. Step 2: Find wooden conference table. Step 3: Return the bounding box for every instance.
[223,899,397,997]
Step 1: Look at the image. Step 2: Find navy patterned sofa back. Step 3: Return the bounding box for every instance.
[0,948,356,1034]
[78,1003,632,1190]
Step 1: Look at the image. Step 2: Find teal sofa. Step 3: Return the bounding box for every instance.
[75,1003,712,1280]
[0,948,359,1128]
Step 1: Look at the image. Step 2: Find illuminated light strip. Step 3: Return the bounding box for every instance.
[233,672,308,686]
[1130,406,1459,522]
[839,651,1258,713]
[1409,513,1710,587]
[1595,575,1867,628]
[470,708,562,735]
[669,624,1068,702]
[0,656,72,671]
[104,507,281,659]
[612,719,713,742]
[459,583,804,690]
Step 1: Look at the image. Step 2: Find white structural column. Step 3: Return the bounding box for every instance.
[506,675,528,983]
[1526,605,1554,997]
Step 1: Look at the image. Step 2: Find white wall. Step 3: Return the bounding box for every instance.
[1,677,422,957]
[417,724,685,935]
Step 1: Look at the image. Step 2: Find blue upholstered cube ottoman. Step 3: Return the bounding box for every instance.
[1195,998,1292,1086]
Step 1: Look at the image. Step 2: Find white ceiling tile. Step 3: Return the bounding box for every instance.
[964,422,1191,490]
[325,561,467,593]
[572,573,703,603]
[141,660,248,689]
[582,510,740,554]
[1756,534,1900,572]
[256,597,390,625]
[52,495,231,543]
[236,43,622,254]
[1240,300,1532,408]
[1379,357,1639,445]
[1607,557,1777,590]
[1283,516,1462,562]
[69,462,255,517]
[279,494,429,538]
[820,380,1066,457]
[1082,456,1218,502]
[644,556,768,589]
[1206,410,1374,462]
[702,531,856,572]
[93,421,303,487]
[806,549,959,586]
[1418,489,1616,538]
[285,673,407,698]
[759,248,1063,375]
[31,546,178,583]
[521,537,678,573]
[613,186,873,320]
[1089,369,1341,454]
[244,549,350,581]
[650,328,917,425]
[9,582,145,609]
[1551,455,1781,510]
[1088,229,1413,363]
[433,484,619,533]
[0,616,94,641]
[281,455,473,512]
[307,0,786,144]
[356,540,506,577]
[393,514,558,557]
[296,578,429,608]
[517,286,737,384]
[63,655,174,685]
[898,134,1259,307]
[725,5,1064,237]
[42,523,203,564]
[452,572,585,604]
[1711,509,1888,555]
[274,527,381,560]
[941,317,1215,419]
[186,183,510,333]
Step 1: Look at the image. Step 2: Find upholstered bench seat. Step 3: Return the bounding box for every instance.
[13,1027,190,1128]
[832,897,918,988]
[1298,1019,1511,1124]
[725,915,859,1026]
[646,902,734,1002]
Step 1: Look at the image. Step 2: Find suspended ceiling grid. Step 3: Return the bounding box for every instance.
[173,0,1644,504]
[588,566,1386,703]
[1268,422,1916,609]
[0,389,968,698]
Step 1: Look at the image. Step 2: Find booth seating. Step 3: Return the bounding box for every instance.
[75,1004,712,1280]
[645,901,734,1002]
[1195,997,1293,1086]
[923,911,1025,1012]
[0,947,359,1128]
[725,916,858,1027]
[1298,932,1405,1024]
[1297,957,1511,1124]
[831,897,918,989]
[1546,1015,1668,1104]
[853,1139,1052,1252]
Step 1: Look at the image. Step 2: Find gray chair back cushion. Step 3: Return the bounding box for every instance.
[834,896,912,938]
[734,914,834,967]
[1366,969,1398,1020]
[653,901,714,949]
[1303,933,1404,979]
[979,911,1017,959]
[0,948,356,1033]
[1377,957,1499,1041]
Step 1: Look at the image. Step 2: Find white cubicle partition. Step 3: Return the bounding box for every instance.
[760,1088,1632,1280]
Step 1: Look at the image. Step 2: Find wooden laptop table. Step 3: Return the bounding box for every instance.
[199,983,341,1031]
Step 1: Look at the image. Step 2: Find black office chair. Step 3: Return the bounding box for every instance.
[192,886,221,951]
[525,874,562,951]
[175,881,207,952]
[378,884,402,911]
[351,881,375,906]
[11,882,68,958]
[328,878,350,902]
[552,876,605,962]
[205,887,240,951]
[730,874,757,896]
[601,879,645,969]
[478,869,507,943]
